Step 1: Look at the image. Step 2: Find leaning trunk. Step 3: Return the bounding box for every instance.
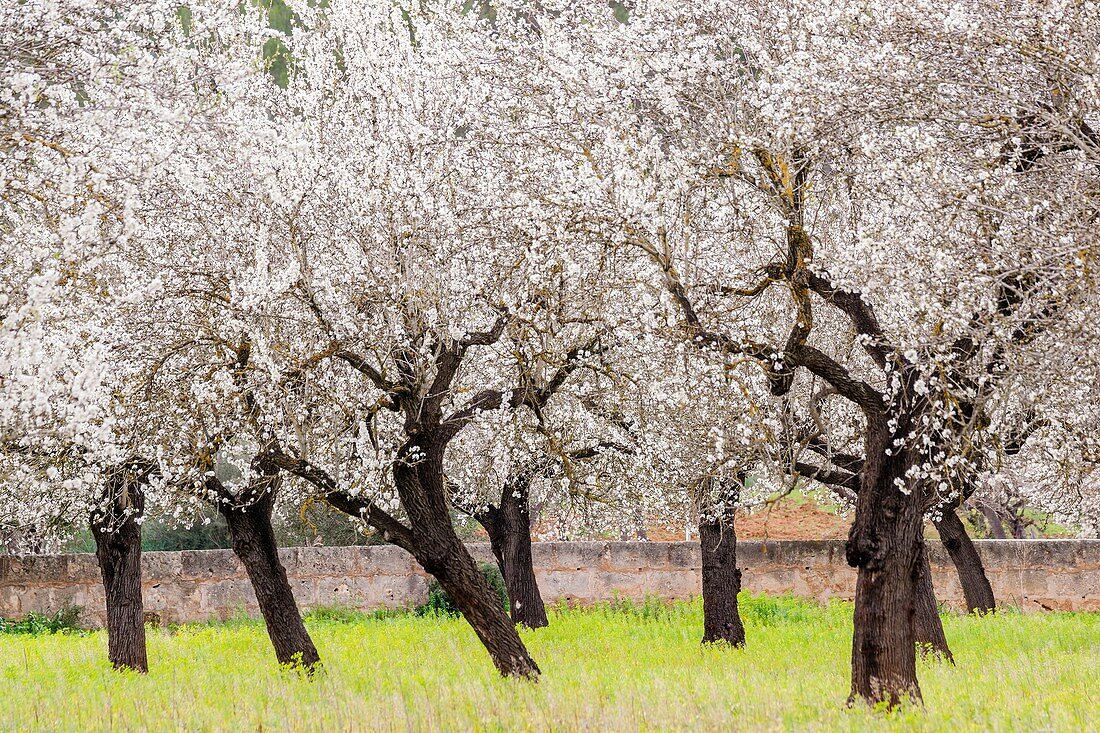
[419,532,541,678]
[912,542,953,662]
[699,484,745,646]
[399,449,540,679]
[90,480,148,673]
[846,418,925,707]
[220,495,320,671]
[935,508,995,614]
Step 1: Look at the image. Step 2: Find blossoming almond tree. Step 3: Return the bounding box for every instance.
[104,1,640,680]
[508,0,1100,705]
[0,0,252,672]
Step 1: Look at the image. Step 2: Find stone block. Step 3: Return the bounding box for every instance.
[974,540,1022,568]
[321,574,419,609]
[643,570,699,598]
[180,550,242,580]
[12,585,53,615]
[1075,540,1100,569]
[465,543,496,565]
[538,569,596,601]
[66,554,101,582]
[141,552,182,581]
[1044,572,1097,609]
[595,571,645,598]
[604,541,668,571]
[1016,541,1071,569]
[988,569,1023,603]
[405,574,430,607]
[924,541,953,568]
[667,543,701,569]
[738,541,777,568]
[1018,569,1055,597]
[200,579,258,614]
[296,546,359,578]
[277,547,299,576]
[530,542,554,569]
[550,542,607,570]
[290,577,317,607]
[930,568,964,606]
[2,555,69,583]
[48,584,99,615]
[774,541,843,568]
[144,580,201,621]
[744,568,797,595]
[0,584,21,617]
[363,545,417,576]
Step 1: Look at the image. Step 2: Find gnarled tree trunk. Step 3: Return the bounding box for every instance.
[846,418,925,707]
[480,474,548,629]
[219,480,320,671]
[398,445,540,679]
[90,478,148,673]
[699,479,745,646]
[912,542,953,662]
[935,508,995,614]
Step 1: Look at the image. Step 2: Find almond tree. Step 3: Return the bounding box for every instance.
[0,0,247,672]
[106,1,633,680]
[512,0,1100,705]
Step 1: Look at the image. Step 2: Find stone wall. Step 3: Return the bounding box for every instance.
[1,540,1097,626]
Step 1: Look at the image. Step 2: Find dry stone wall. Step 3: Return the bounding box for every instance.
[1,540,1097,627]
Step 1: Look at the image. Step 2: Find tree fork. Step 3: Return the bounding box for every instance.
[90,478,148,673]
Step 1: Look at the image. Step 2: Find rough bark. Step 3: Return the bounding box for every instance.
[481,476,548,629]
[398,445,540,679]
[912,543,953,662]
[219,483,320,671]
[699,479,745,646]
[90,479,148,673]
[935,508,996,615]
[846,418,924,707]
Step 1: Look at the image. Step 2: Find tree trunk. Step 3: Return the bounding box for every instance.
[398,447,540,679]
[912,542,953,662]
[977,503,1007,539]
[482,476,549,629]
[934,508,995,614]
[219,489,320,671]
[846,418,924,707]
[699,480,745,646]
[420,534,542,678]
[90,479,148,673]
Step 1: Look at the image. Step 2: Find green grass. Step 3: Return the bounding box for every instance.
[0,595,1096,732]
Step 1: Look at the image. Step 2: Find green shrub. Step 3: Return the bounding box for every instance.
[417,562,509,617]
[305,606,408,625]
[0,606,84,636]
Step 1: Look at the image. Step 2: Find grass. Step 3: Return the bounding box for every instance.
[0,594,1096,732]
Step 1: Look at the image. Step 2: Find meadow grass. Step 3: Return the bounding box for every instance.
[0,594,1096,732]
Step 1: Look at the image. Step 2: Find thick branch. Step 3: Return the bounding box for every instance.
[786,344,885,414]
[791,461,861,496]
[262,450,415,552]
[806,272,891,368]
